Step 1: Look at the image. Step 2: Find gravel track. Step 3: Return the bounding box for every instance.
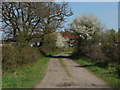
[35,53,111,88]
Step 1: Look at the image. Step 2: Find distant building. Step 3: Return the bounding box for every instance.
[0,42,2,47]
[115,37,120,44]
[63,32,79,48]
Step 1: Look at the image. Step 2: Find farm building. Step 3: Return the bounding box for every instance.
[63,32,79,48]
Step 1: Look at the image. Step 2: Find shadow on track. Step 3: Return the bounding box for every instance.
[51,55,71,59]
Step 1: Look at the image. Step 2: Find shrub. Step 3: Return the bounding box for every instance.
[72,29,119,68]
[2,44,41,71]
[40,32,57,53]
[2,45,20,70]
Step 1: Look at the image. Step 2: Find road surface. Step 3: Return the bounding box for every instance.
[35,53,111,88]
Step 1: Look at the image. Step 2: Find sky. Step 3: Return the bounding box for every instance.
[119,1,120,28]
[55,0,119,2]
[0,1,118,40]
[64,2,118,31]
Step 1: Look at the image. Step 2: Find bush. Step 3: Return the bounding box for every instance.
[72,29,119,67]
[2,44,41,71]
[40,33,57,53]
[2,45,20,70]
[18,46,41,65]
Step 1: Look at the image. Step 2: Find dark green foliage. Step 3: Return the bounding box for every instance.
[116,65,120,78]
[40,32,57,53]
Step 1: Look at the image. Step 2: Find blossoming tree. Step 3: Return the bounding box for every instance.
[56,32,68,49]
[71,15,102,40]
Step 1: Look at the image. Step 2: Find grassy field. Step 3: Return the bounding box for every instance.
[73,57,120,89]
[2,57,49,88]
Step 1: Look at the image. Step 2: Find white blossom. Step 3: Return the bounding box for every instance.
[71,15,102,40]
[56,32,68,48]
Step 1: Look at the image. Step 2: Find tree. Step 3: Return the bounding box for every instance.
[40,32,57,53]
[37,2,73,49]
[2,2,73,47]
[2,2,44,42]
[71,15,103,59]
[71,15,102,40]
[56,32,68,49]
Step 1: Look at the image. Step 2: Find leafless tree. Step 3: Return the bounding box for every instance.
[2,2,73,44]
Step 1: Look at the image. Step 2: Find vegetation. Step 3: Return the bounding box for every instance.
[70,15,119,73]
[71,15,102,40]
[2,2,73,88]
[74,57,120,89]
[2,2,73,70]
[2,2,72,51]
[2,2,119,89]
[2,45,41,71]
[2,57,49,88]
[69,15,120,89]
[56,32,69,49]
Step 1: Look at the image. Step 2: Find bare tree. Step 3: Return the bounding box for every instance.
[2,2,43,41]
[2,2,73,45]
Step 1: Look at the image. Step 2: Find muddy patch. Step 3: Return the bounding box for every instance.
[56,82,75,87]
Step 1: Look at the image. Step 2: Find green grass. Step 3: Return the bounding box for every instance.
[74,57,120,89]
[63,48,73,53]
[47,51,61,56]
[2,57,49,88]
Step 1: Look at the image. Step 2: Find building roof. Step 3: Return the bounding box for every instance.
[63,32,79,39]
[116,37,120,43]
[115,38,120,44]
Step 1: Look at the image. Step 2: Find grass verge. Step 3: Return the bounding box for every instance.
[2,57,49,88]
[63,48,73,53]
[73,57,120,89]
[47,51,61,56]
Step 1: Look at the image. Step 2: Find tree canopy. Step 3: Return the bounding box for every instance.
[2,2,73,44]
[71,15,102,40]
